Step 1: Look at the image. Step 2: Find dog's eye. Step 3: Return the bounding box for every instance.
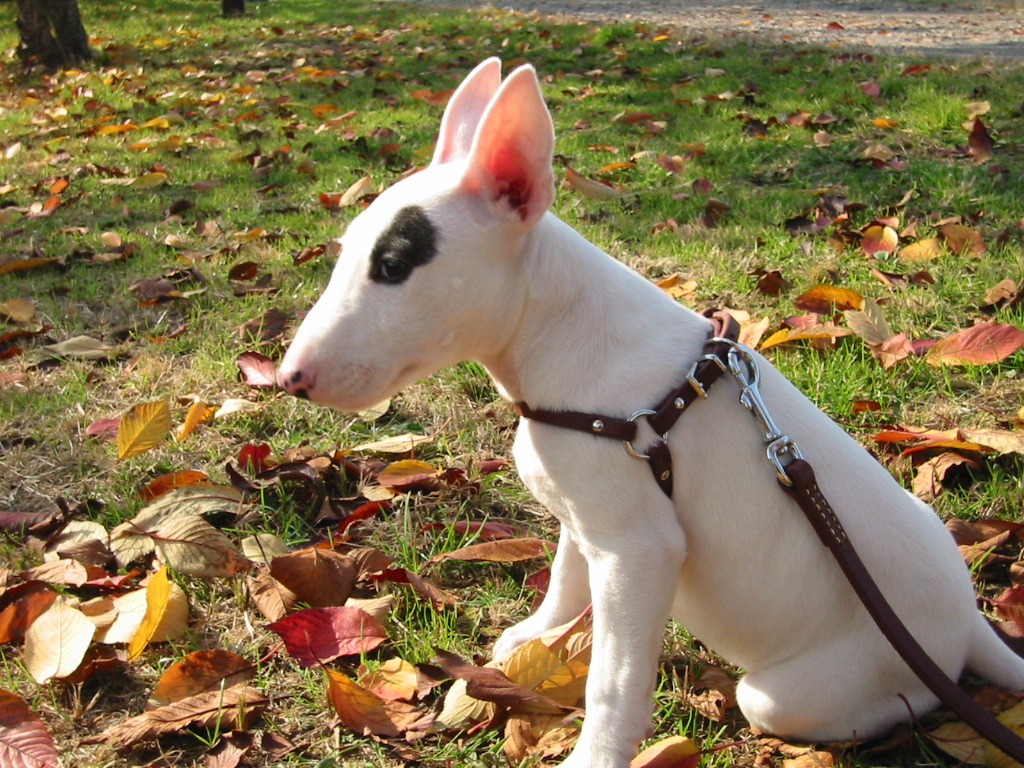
[376,256,411,283]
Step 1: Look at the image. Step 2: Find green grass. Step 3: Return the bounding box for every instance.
[0,1,1023,766]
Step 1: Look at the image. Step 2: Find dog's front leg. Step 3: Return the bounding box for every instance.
[562,523,686,768]
[493,523,590,658]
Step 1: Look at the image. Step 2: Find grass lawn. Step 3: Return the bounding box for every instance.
[0,0,1022,766]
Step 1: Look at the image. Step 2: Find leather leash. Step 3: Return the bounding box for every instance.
[515,308,1024,763]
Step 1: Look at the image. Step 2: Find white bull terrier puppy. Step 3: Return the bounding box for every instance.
[277,58,1024,767]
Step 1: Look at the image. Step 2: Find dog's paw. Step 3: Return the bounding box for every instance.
[492,619,542,659]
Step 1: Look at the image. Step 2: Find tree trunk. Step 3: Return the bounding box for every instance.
[223,0,246,16]
[16,0,93,69]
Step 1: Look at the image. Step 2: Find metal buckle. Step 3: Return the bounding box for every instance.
[686,353,728,399]
[623,409,658,460]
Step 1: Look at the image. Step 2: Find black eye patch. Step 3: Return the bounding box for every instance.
[368,205,437,285]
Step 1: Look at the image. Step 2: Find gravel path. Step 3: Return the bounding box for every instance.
[413,0,1024,59]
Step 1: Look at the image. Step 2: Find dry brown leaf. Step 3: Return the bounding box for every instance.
[87,686,266,748]
[148,649,256,708]
[270,548,356,607]
[153,514,252,578]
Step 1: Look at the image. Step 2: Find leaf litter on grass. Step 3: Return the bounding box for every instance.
[0,1,1023,766]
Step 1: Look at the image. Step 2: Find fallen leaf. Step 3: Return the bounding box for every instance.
[175,400,214,441]
[630,735,701,768]
[23,598,95,683]
[0,689,61,768]
[431,538,555,564]
[861,224,898,255]
[267,606,387,667]
[236,351,278,387]
[899,237,943,260]
[148,649,256,708]
[0,299,35,323]
[140,470,209,501]
[128,566,189,659]
[350,432,434,454]
[118,400,172,460]
[968,118,995,163]
[325,668,427,737]
[270,548,356,607]
[565,166,624,200]
[938,223,986,255]
[926,322,1024,366]
[794,284,865,313]
[153,514,252,578]
[42,335,114,361]
[87,686,266,748]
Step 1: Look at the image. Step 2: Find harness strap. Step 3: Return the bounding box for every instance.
[514,308,740,496]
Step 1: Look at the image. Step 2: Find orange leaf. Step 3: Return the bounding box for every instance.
[794,284,864,313]
[175,400,214,441]
[938,223,986,255]
[141,470,209,501]
[149,649,256,708]
[431,537,555,564]
[927,321,1024,366]
[630,735,701,768]
[325,669,425,737]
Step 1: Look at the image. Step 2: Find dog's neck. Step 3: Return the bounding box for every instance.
[480,213,710,415]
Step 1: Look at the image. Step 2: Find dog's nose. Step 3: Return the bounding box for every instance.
[277,366,312,399]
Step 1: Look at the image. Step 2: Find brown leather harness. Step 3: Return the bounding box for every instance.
[515,307,1024,763]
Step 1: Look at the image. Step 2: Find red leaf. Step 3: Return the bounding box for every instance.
[0,689,61,768]
[236,351,278,388]
[238,442,272,473]
[926,321,1024,366]
[140,470,209,501]
[85,417,121,439]
[968,118,994,162]
[267,606,387,667]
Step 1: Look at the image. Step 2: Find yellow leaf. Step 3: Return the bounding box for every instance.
[565,166,624,200]
[350,432,435,454]
[872,117,899,128]
[630,735,701,768]
[23,598,96,683]
[130,171,169,189]
[899,236,943,260]
[118,400,172,459]
[95,123,138,135]
[128,566,189,659]
[0,298,35,323]
[175,399,214,441]
[339,174,376,206]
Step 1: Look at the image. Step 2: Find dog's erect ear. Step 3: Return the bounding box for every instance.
[431,57,503,166]
[460,64,555,228]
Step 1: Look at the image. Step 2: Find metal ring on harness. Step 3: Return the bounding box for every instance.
[622,409,659,460]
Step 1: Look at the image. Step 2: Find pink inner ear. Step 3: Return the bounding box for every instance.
[489,148,532,218]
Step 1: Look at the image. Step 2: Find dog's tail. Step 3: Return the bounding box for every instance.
[966,613,1024,691]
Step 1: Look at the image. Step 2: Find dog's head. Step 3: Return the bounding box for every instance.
[277,58,555,410]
